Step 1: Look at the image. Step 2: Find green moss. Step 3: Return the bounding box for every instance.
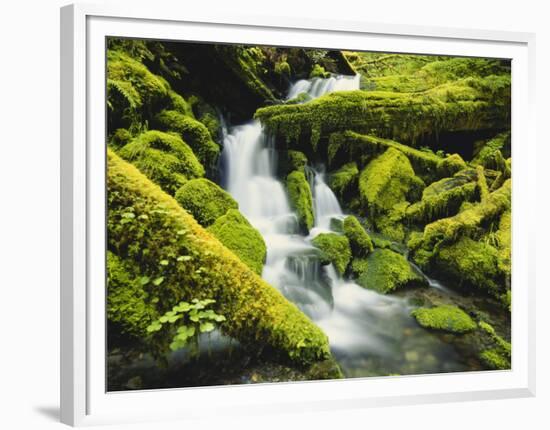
[357,249,424,293]
[309,64,330,79]
[255,74,510,149]
[411,305,477,333]
[110,128,133,149]
[435,236,502,296]
[174,178,238,227]
[207,209,267,275]
[118,130,204,194]
[107,251,158,337]
[311,233,351,276]
[411,179,511,260]
[153,110,220,170]
[472,132,510,172]
[328,132,440,181]
[167,90,194,117]
[107,50,170,132]
[436,154,467,178]
[478,320,511,369]
[343,216,373,257]
[328,162,359,200]
[495,210,511,279]
[286,170,315,231]
[480,349,509,370]
[359,148,424,220]
[274,60,291,77]
[287,150,308,172]
[406,171,478,224]
[107,149,331,365]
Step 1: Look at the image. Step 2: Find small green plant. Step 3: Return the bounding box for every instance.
[146,298,226,353]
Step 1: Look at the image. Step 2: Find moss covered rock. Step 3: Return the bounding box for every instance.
[411,305,477,333]
[153,109,220,170]
[107,149,332,365]
[174,178,238,227]
[343,215,373,257]
[207,209,267,275]
[356,248,425,293]
[118,130,204,194]
[436,154,467,178]
[478,321,511,369]
[329,162,359,201]
[311,233,351,276]
[359,148,424,215]
[434,236,502,296]
[286,170,314,231]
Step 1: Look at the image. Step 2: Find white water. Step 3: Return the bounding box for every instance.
[221,74,466,376]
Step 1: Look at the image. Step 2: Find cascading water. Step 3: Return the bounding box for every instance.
[221,74,468,377]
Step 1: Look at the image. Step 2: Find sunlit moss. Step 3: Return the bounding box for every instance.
[107,150,332,365]
[411,305,477,333]
[207,209,266,275]
[328,162,359,201]
[174,178,238,227]
[286,170,314,231]
[436,154,467,178]
[343,215,373,257]
[153,110,220,170]
[311,233,351,275]
[478,321,511,369]
[357,248,424,293]
[118,130,204,194]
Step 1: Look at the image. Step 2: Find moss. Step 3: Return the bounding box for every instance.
[406,171,478,224]
[107,50,170,132]
[167,89,194,117]
[107,251,157,337]
[435,236,502,296]
[411,179,511,260]
[110,128,133,149]
[309,64,330,79]
[274,60,291,77]
[118,130,204,194]
[311,233,351,276]
[472,132,510,172]
[207,209,267,275]
[107,149,331,365]
[287,150,308,172]
[359,148,423,214]
[328,162,359,200]
[357,248,425,293]
[174,178,238,227]
[255,74,510,149]
[286,170,315,231]
[343,216,373,257]
[153,110,220,170]
[411,305,477,333]
[436,154,467,178]
[495,210,511,279]
[328,132,440,181]
[478,320,511,369]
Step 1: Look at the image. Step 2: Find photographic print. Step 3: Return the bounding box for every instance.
[106,38,511,391]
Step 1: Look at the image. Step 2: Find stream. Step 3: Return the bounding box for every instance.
[220,74,470,377]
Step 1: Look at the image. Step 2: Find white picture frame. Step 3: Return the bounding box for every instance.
[60,3,537,426]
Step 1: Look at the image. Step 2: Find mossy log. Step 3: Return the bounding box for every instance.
[107,150,332,365]
[255,74,510,150]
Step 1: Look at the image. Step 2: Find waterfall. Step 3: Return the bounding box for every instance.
[221,73,465,377]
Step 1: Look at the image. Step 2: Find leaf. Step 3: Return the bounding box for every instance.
[176,229,187,236]
[121,212,135,219]
[200,322,215,333]
[167,314,182,323]
[146,321,162,333]
[139,276,150,286]
[177,255,192,262]
[160,259,169,266]
[159,316,169,323]
[153,277,164,286]
[173,302,192,312]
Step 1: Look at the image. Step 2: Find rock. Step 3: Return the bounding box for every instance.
[411,305,477,333]
[311,233,351,276]
[286,170,315,232]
